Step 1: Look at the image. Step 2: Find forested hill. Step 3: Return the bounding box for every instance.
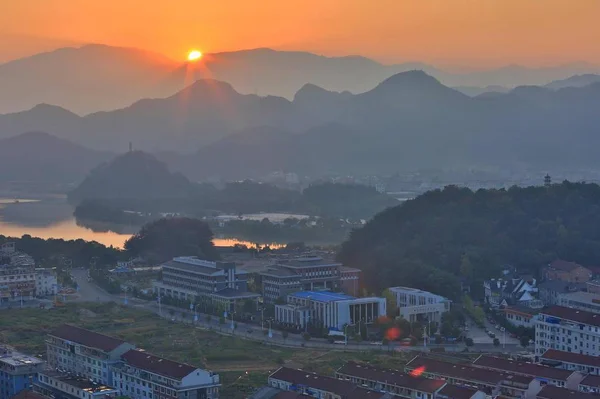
[338,182,600,299]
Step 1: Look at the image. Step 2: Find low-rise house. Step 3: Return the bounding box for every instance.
[538,281,585,307]
[578,375,600,394]
[536,385,598,399]
[268,367,390,399]
[46,324,135,385]
[471,355,582,388]
[35,370,119,399]
[558,291,600,314]
[112,349,220,399]
[534,306,600,357]
[543,260,592,283]
[503,306,540,328]
[388,286,451,323]
[405,356,541,398]
[436,385,486,399]
[275,291,386,330]
[540,349,600,376]
[335,361,447,398]
[586,280,600,295]
[0,347,45,398]
[10,389,48,399]
[484,271,537,309]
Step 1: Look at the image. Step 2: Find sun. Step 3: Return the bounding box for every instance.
[187,50,202,62]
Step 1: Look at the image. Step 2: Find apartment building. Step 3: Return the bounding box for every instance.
[558,291,600,314]
[112,349,220,399]
[260,257,361,304]
[540,349,600,376]
[268,367,390,399]
[275,291,385,330]
[0,247,36,303]
[405,356,542,398]
[35,269,58,297]
[46,324,134,385]
[578,375,600,394]
[471,355,583,389]
[335,361,451,399]
[388,286,451,323]
[537,385,599,399]
[0,347,45,398]
[534,306,600,357]
[34,370,119,399]
[153,257,259,312]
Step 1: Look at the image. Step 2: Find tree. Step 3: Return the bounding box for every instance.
[382,288,398,318]
[520,336,530,348]
[242,299,255,314]
[282,330,288,343]
[493,338,500,347]
[125,218,219,263]
[465,338,474,347]
[460,253,473,280]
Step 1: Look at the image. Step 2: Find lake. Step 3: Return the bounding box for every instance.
[0,198,284,249]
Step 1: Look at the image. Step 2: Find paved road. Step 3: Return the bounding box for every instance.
[70,269,527,354]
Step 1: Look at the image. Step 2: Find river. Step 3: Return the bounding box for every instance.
[0,198,284,249]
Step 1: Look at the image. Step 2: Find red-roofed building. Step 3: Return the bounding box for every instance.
[540,349,600,376]
[113,349,220,399]
[537,385,600,399]
[579,375,600,395]
[544,261,591,284]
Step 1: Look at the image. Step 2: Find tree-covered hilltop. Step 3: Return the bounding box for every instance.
[338,182,600,300]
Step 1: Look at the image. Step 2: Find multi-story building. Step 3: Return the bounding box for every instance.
[112,349,220,399]
[153,257,259,312]
[538,281,585,307]
[558,291,600,314]
[484,273,537,308]
[534,306,600,357]
[586,280,600,295]
[35,269,58,297]
[34,369,119,399]
[46,324,134,385]
[260,257,361,304]
[537,385,598,399]
[268,367,390,399]
[275,291,386,330]
[504,306,539,328]
[578,375,600,394]
[543,260,592,283]
[540,349,600,376]
[0,347,45,398]
[471,355,583,388]
[0,247,36,303]
[388,286,450,324]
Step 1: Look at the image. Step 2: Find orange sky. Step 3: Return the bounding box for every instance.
[2,0,599,67]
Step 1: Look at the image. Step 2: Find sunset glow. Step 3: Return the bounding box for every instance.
[187,50,202,61]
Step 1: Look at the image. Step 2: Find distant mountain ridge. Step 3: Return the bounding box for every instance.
[1,44,599,115]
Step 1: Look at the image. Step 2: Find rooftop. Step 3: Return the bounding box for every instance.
[537,385,600,399]
[290,291,356,302]
[50,324,127,352]
[260,267,299,278]
[41,370,117,393]
[405,356,532,386]
[0,347,44,367]
[540,306,600,328]
[541,349,600,368]
[560,291,600,304]
[10,390,47,399]
[278,257,341,269]
[472,355,574,380]
[211,288,260,299]
[548,260,587,272]
[580,374,600,387]
[122,349,199,380]
[437,384,481,399]
[336,361,446,393]
[538,280,586,293]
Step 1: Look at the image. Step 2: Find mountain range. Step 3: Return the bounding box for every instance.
[1,44,599,115]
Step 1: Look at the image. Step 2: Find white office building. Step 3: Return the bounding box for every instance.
[275,291,386,330]
[535,306,600,357]
[113,349,220,399]
[388,286,451,323]
[559,291,600,314]
[35,268,58,297]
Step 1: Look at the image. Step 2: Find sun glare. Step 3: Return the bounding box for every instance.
[187,50,202,62]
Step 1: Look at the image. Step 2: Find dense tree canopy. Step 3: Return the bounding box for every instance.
[124,218,219,263]
[338,182,600,300]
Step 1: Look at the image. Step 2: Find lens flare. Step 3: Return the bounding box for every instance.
[410,366,426,377]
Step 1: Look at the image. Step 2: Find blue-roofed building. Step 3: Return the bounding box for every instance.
[0,346,45,398]
[275,290,386,330]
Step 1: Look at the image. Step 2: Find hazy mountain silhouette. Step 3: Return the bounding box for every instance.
[545,74,600,90]
[68,151,194,203]
[0,131,111,184]
[453,85,511,96]
[2,44,598,115]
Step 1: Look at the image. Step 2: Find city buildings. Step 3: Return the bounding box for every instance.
[34,269,58,297]
[275,291,385,330]
[34,370,119,399]
[268,367,390,399]
[484,273,538,308]
[152,257,259,312]
[0,347,45,398]
[0,244,36,303]
[503,306,539,328]
[534,306,600,357]
[540,349,600,376]
[537,385,599,399]
[260,257,360,304]
[578,375,600,394]
[543,260,592,284]
[46,324,135,385]
[538,281,585,307]
[387,286,451,324]
[112,349,220,399]
[558,291,600,314]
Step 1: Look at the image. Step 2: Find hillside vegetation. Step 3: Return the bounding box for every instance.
[338,182,600,299]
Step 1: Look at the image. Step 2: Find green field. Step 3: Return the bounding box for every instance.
[0,302,411,398]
